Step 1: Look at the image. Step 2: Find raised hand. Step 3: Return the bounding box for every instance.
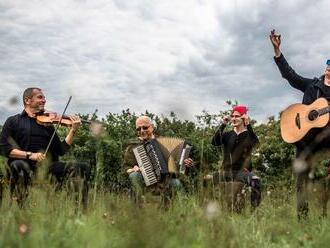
[223,116,231,125]
[241,114,250,126]
[269,29,282,57]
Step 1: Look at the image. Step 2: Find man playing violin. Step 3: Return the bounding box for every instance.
[0,87,84,206]
[270,30,330,219]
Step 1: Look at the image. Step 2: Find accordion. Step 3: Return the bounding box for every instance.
[133,137,192,186]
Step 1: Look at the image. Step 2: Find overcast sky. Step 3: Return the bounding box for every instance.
[1,0,330,125]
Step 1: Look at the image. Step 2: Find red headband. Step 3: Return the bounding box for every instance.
[232,105,248,115]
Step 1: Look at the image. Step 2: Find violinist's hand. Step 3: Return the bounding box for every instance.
[65,116,82,145]
[30,152,45,162]
[70,115,81,132]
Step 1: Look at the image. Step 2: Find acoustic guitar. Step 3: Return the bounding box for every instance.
[280,97,330,143]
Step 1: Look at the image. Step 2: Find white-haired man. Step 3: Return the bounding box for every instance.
[123,115,194,205]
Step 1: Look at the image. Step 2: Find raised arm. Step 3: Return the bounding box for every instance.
[247,124,259,146]
[212,116,229,146]
[270,29,315,92]
[242,115,259,145]
[269,29,282,58]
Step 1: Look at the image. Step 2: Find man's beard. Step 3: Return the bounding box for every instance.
[34,105,45,113]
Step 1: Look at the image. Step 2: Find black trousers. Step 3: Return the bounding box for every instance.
[211,170,262,208]
[295,135,330,220]
[6,160,90,206]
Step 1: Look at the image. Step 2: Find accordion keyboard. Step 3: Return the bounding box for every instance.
[133,145,158,186]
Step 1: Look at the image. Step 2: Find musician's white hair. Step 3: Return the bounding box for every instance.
[136,115,155,127]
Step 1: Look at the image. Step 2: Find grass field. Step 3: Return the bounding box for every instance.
[0,182,329,248]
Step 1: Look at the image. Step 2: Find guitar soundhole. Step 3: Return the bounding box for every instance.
[308,110,319,121]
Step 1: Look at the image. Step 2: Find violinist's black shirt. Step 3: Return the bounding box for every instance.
[0,110,70,165]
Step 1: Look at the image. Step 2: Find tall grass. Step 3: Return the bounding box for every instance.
[0,185,329,248]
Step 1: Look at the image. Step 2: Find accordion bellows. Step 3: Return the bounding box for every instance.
[132,136,190,186]
[156,137,185,174]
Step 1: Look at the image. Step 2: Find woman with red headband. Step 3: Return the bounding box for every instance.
[210,104,261,209]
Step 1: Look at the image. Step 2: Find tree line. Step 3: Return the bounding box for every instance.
[0,106,304,191]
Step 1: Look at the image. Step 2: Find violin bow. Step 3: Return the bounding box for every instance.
[44,96,72,156]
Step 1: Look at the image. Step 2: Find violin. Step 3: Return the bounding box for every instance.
[36,111,91,127]
[40,97,105,156]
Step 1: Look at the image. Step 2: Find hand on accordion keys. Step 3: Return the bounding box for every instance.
[184,158,194,168]
[126,165,140,174]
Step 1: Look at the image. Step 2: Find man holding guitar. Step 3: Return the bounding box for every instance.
[270,29,330,219]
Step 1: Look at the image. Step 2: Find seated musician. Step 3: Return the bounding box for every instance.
[206,105,261,209]
[0,87,89,207]
[123,115,194,205]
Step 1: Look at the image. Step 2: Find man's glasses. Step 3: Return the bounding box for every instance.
[231,115,242,119]
[136,126,150,132]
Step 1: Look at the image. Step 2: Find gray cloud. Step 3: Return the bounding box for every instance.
[1,0,330,125]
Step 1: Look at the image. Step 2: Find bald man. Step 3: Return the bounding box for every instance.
[0,87,89,207]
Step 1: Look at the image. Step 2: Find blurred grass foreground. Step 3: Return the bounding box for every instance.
[0,185,330,248]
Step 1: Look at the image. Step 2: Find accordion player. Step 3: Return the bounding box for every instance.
[131,137,192,186]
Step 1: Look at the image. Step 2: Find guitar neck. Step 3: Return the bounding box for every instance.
[318,105,330,116]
